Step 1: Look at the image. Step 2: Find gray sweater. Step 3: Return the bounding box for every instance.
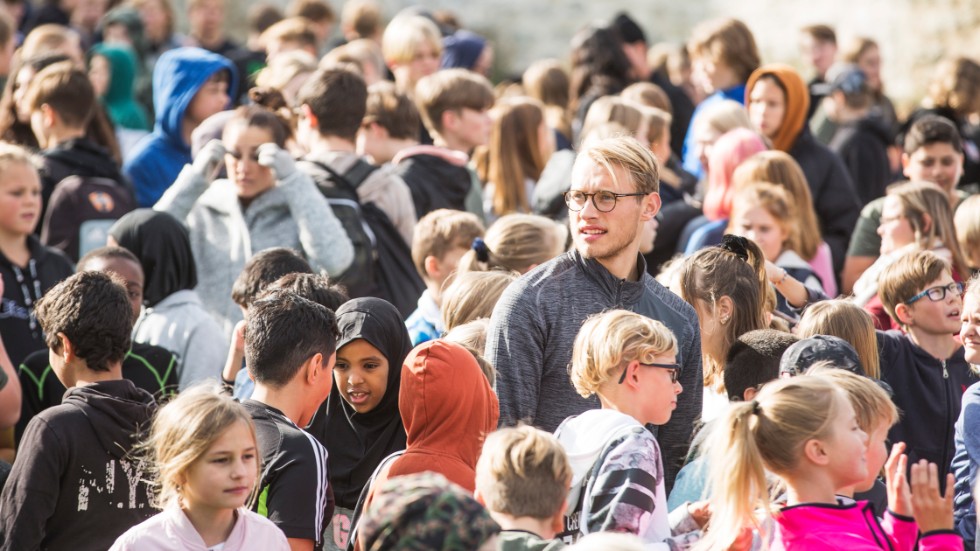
[486,250,702,489]
[154,165,354,337]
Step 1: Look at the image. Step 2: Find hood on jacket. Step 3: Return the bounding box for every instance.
[43,137,125,181]
[109,209,198,307]
[151,47,237,151]
[554,408,641,490]
[746,64,809,152]
[393,340,499,488]
[62,379,156,460]
[90,43,151,132]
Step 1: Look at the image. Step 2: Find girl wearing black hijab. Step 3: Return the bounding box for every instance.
[310,297,411,551]
[108,209,228,389]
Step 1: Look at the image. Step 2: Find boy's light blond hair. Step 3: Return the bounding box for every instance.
[411,208,485,281]
[475,425,572,519]
[414,68,494,135]
[807,366,898,433]
[571,309,678,398]
[382,13,442,66]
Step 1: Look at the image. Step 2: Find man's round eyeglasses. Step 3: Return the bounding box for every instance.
[564,190,647,213]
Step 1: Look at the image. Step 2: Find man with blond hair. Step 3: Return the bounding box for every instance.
[486,135,701,492]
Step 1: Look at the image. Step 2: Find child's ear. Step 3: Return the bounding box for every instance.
[440,109,458,134]
[423,255,441,280]
[305,352,325,385]
[57,332,75,362]
[894,302,913,327]
[551,500,569,532]
[473,488,485,505]
[40,103,57,128]
[802,438,831,466]
[715,296,734,326]
[743,387,758,401]
[920,212,933,234]
[301,104,318,129]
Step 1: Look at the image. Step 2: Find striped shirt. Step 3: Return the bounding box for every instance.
[243,400,333,550]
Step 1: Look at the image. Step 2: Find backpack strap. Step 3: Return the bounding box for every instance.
[344,450,404,551]
[305,158,379,197]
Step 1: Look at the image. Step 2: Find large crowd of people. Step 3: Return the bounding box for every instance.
[0,1,978,549]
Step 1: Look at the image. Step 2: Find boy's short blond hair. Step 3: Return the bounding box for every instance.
[808,366,898,433]
[878,250,951,326]
[571,309,678,398]
[411,209,485,280]
[475,425,572,519]
[414,68,494,135]
[382,13,442,66]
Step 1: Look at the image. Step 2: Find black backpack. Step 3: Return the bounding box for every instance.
[40,175,136,262]
[300,158,424,318]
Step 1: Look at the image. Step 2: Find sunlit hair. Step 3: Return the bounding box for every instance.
[477,97,550,215]
[796,300,881,379]
[440,270,518,333]
[443,317,489,355]
[381,13,442,66]
[475,425,571,519]
[955,195,980,270]
[925,56,980,117]
[885,180,969,278]
[733,151,821,260]
[144,383,259,509]
[695,376,845,550]
[807,367,897,433]
[621,82,671,113]
[457,213,567,274]
[579,96,645,148]
[522,59,571,139]
[0,141,36,172]
[727,182,797,257]
[573,134,660,195]
[687,18,760,83]
[878,250,953,327]
[570,309,677,398]
[679,239,769,390]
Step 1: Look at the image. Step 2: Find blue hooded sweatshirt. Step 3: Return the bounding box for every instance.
[123,47,237,207]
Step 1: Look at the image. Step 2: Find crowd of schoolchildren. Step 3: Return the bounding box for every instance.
[0,0,980,548]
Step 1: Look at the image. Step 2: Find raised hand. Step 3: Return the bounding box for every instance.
[191,139,226,182]
[257,143,297,180]
[909,460,954,533]
[884,442,911,517]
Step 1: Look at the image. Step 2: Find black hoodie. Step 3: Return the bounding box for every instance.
[394,147,474,218]
[0,379,157,551]
[37,137,128,218]
[828,116,893,205]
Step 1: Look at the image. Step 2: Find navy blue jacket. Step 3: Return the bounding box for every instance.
[877,330,976,484]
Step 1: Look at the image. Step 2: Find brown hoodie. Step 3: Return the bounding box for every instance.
[371,340,499,497]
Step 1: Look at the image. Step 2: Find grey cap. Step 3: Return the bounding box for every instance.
[779,335,865,377]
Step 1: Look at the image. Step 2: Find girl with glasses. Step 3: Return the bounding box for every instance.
[852,180,968,330]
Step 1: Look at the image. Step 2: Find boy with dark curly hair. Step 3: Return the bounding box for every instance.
[0,271,158,551]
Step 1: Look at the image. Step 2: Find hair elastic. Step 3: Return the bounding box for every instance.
[472,237,491,263]
[721,234,751,262]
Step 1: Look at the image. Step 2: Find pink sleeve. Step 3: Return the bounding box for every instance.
[880,511,919,551]
[808,242,838,297]
[917,531,965,551]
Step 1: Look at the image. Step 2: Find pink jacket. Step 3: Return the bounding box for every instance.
[773,500,962,551]
[110,506,290,551]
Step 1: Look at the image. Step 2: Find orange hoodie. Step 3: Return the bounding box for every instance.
[745,64,810,153]
[374,340,499,495]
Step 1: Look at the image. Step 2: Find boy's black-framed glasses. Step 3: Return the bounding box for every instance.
[905,282,965,305]
[618,362,681,384]
[564,190,647,213]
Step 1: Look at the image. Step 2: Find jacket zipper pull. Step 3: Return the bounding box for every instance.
[942,360,949,379]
